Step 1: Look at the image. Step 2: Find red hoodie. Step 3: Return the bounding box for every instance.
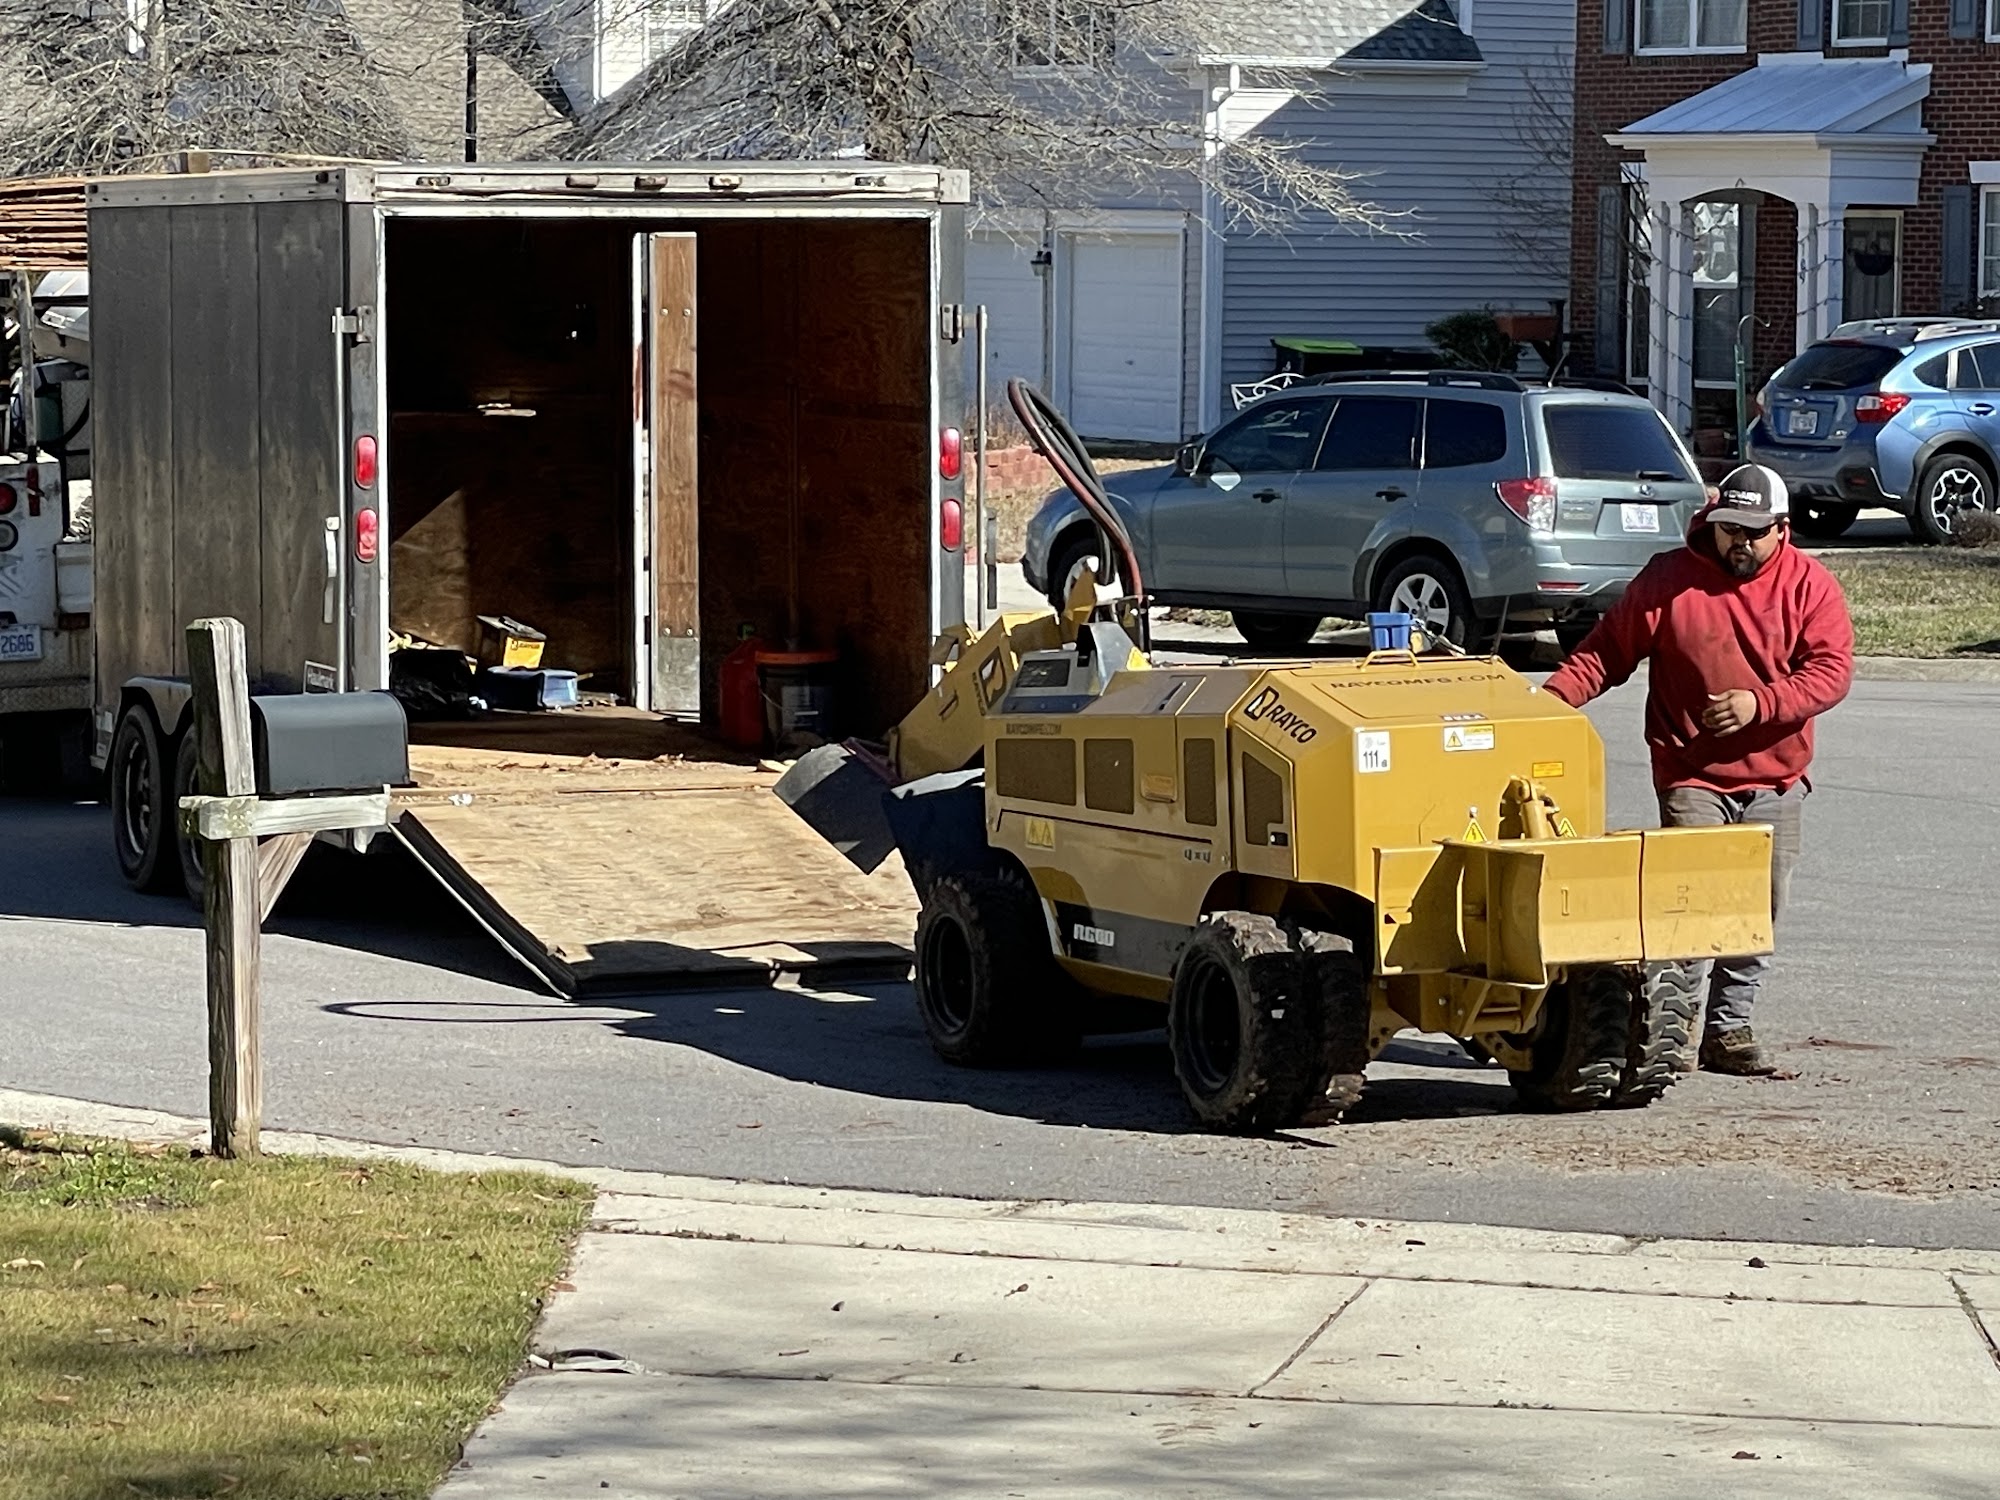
[1542,505,1854,793]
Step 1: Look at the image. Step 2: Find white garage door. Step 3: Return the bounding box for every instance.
[966,232,1047,405]
[1064,231,1184,443]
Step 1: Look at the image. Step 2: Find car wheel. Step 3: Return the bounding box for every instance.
[1911,454,1994,545]
[1790,500,1860,540]
[1375,553,1475,649]
[109,704,181,894]
[1044,528,1119,612]
[1231,611,1320,651]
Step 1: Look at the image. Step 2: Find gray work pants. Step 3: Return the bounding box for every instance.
[1658,783,1806,1036]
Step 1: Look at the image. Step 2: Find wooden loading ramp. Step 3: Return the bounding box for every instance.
[390,717,918,996]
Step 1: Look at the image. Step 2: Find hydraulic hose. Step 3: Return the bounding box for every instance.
[1005,378,1148,649]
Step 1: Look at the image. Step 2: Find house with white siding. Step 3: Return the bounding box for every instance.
[970,0,1580,442]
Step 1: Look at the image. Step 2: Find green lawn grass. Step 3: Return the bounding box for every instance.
[1822,550,2000,657]
[0,1132,590,1500]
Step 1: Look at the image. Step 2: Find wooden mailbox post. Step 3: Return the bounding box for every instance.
[179,618,393,1158]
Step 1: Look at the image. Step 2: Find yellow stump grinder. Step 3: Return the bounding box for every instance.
[777,381,1772,1132]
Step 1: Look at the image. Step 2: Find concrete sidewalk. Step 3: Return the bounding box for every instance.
[6,1088,1998,1498]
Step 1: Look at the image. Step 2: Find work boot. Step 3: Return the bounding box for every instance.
[1699,1028,1776,1076]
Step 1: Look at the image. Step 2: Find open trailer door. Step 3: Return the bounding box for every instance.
[636,231,700,715]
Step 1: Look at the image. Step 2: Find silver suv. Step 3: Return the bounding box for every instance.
[1022,371,1708,650]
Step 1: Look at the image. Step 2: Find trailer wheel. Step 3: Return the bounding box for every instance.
[174,732,206,908]
[110,705,181,894]
[1168,912,1324,1133]
[913,870,1077,1066]
[1506,964,1630,1112]
[1613,962,1700,1107]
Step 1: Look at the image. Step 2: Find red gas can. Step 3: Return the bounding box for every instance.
[719,636,766,750]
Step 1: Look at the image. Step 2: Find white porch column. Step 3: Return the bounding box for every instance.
[1795,202,1845,351]
[1650,198,1696,437]
[1818,211,1846,339]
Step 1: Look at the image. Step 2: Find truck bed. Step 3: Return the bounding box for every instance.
[391,710,917,994]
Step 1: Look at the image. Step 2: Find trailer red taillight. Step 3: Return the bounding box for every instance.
[0,483,14,516]
[355,507,380,563]
[354,435,378,488]
[939,427,962,481]
[940,497,963,550]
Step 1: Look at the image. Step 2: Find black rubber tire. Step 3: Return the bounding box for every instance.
[174,731,206,909]
[1231,611,1320,651]
[1790,500,1860,540]
[1506,964,1631,1112]
[913,870,1077,1066]
[1910,453,1995,545]
[109,704,180,894]
[1168,912,1324,1133]
[1613,962,1700,1107]
[1044,527,1118,612]
[1374,552,1475,649]
[1296,927,1371,1122]
[1554,618,1597,658]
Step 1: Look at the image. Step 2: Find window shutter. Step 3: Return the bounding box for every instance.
[1604,0,1629,53]
[1949,0,1979,40]
[1888,0,1909,43]
[1942,185,1975,315]
[1596,185,1626,378]
[1797,0,1825,49]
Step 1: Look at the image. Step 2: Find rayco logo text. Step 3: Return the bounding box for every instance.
[1242,687,1317,744]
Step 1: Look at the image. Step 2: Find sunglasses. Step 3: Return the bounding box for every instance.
[1715,520,1777,541]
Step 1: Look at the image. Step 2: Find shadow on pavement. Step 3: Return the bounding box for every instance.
[0,794,531,989]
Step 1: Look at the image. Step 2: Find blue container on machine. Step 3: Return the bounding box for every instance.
[1367,612,1415,652]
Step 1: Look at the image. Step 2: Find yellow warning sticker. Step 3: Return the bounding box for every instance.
[1025,816,1056,848]
[1461,818,1487,843]
[1532,760,1565,779]
[1553,816,1579,839]
[1443,724,1496,753]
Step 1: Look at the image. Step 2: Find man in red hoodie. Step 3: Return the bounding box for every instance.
[1542,463,1853,1076]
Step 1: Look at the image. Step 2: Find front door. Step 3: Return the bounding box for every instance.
[637,233,699,715]
[1149,394,1330,597]
[1843,214,1900,323]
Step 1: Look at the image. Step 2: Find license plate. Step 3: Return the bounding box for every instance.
[1785,408,1819,436]
[1620,503,1660,534]
[0,624,43,662]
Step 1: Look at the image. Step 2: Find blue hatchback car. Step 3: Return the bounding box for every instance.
[1746,318,2000,543]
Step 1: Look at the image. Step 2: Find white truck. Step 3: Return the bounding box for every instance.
[88,162,972,993]
[1,263,93,789]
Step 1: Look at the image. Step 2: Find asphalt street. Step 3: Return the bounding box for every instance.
[3,660,1998,1252]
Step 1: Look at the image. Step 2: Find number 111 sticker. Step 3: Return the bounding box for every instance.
[1357,730,1391,774]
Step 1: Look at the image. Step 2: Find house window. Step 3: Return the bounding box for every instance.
[1635,0,1745,51]
[1833,0,1891,44]
[1990,0,2000,41]
[1982,189,2000,300]
[1623,179,1652,391]
[1009,0,1114,70]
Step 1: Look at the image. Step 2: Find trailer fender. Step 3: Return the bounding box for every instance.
[120,677,194,741]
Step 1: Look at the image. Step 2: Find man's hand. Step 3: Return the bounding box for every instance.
[1704,690,1759,736]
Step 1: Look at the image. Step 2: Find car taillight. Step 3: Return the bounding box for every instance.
[1856,392,1911,423]
[1495,477,1558,533]
[940,497,963,550]
[939,427,962,481]
[355,507,379,563]
[0,483,14,517]
[354,435,378,488]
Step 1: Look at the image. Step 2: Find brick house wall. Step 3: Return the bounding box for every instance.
[1570,0,2000,393]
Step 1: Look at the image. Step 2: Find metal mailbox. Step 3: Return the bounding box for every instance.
[249,690,409,796]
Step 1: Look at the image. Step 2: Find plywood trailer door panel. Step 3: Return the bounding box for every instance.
[643,232,699,715]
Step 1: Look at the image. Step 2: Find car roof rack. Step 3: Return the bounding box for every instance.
[1546,375,1638,395]
[1828,317,2000,344]
[1303,369,1529,392]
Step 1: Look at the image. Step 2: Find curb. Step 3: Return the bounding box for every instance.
[4,1086,1998,1276]
[1848,655,2000,683]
